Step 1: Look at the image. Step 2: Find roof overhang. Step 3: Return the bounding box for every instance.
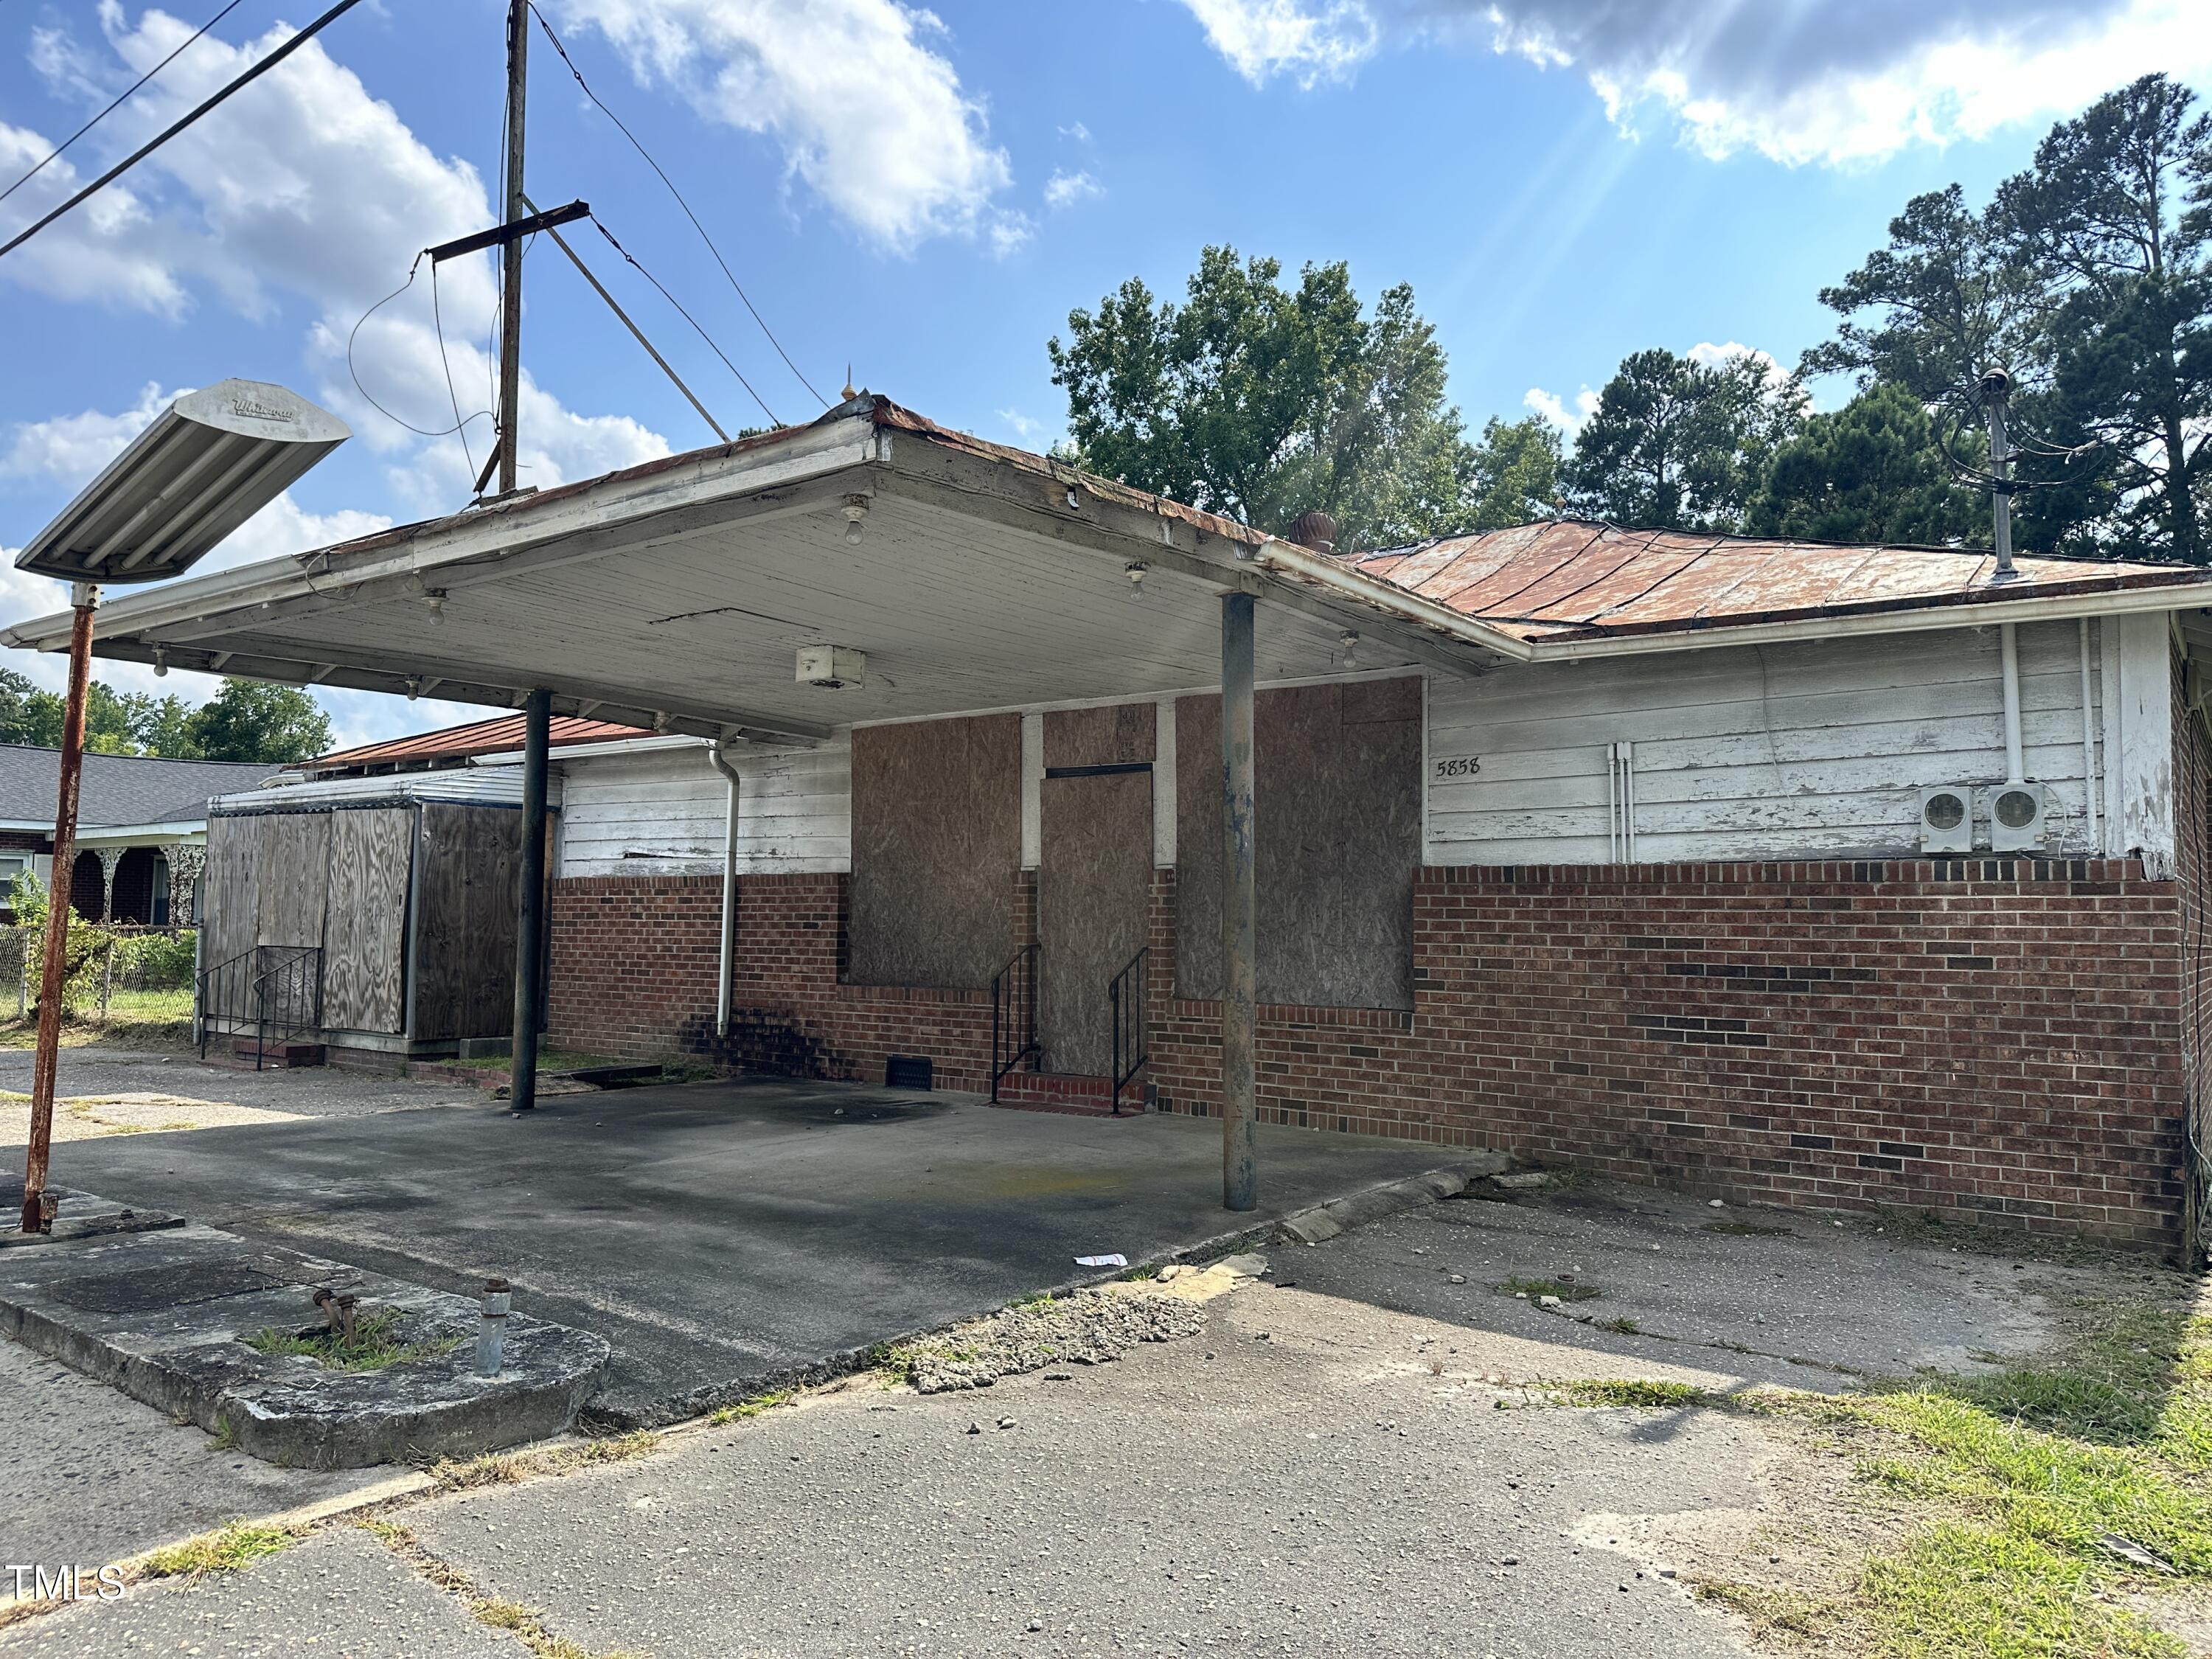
[7,399,2210,728]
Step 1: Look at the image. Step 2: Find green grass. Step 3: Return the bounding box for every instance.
[142,1520,297,1579]
[1563,1277,2212,1658]
[247,1308,463,1373]
[1562,1377,1711,1408]
[1496,1276,1601,1302]
[426,1430,661,1490]
[1592,1315,1644,1335]
[709,1391,793,1426]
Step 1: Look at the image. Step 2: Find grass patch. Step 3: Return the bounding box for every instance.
[246,1308,464,1373]
[427,1430,661,1491]
[1605,1273,2212,1658]
[708,1390,793,1426]
[1562,1377,1712,1408]
[142,1520,297,1579]
[1496,1276,1601,1303]
[362,1519,622,1659]
[1593,1315,1643,1335]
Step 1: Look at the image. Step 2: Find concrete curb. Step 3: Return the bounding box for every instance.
[1272,1155,1510,1245]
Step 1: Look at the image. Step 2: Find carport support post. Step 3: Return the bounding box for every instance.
[21,585,96,1234]
[1220,591,1258,1211]
[509,689,550,1111]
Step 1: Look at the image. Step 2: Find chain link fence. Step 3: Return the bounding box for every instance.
[0,923,198,1024]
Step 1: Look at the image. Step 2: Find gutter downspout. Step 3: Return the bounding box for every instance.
[2000,622,2025,784]
[707,737,741,1040]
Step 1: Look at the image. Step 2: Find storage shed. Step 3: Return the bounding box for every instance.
[198,769,540,1061]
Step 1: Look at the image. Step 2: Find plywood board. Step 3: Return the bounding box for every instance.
[199,815,258,972]
[1178,681,1419,1010]
[251,812,330,949]
[321,807,411,1034]
[1043,703,1155,771]
[410,804,521,1041]
[848,714,1021,990]
[1038,770,1152,1075]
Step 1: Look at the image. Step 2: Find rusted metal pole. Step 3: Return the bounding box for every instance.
[1220,592,1257,1211]
[21,585,97,1234]
[508,689,550,1111]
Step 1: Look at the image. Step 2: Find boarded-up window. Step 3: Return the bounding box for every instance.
[848,714,1021,989]
[1177,677,1421,1009]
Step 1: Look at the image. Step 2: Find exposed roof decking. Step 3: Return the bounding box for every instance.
[302,714,649,773]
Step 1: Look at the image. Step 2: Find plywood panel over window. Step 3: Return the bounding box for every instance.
[322,807,412,1034]
[849,714,1021,990]
[1178,676,1422,1009]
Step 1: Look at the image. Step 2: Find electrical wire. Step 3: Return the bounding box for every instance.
[529,3,827,409]
[0,0,243,209]
[344,255,492,439]
[430,257,478,479]
[591,212,778,425]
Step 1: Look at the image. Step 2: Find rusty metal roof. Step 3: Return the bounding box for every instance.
[301,714,648,774]
[1336,520,2212,642]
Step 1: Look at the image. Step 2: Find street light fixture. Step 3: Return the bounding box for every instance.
[11,379,349,1237]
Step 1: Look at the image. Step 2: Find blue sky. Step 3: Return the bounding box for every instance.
[2,0,2208,748]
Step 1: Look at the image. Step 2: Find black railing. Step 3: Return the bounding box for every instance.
[990,944,1039,1102]
[197,945,324,1070]
[1108,945,1148,1116]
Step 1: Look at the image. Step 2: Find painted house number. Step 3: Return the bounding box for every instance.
[1433,755,1482,779]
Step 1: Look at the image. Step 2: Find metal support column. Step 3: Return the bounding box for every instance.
[509,689,550,1111]
[21,584,97,1233]
[496,0,529,495]
[1220,592,1257,1211]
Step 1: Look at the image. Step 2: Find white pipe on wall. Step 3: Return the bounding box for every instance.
[2000,622,2025,783]
[2079,618,2100,850]
[706,737,741,1040]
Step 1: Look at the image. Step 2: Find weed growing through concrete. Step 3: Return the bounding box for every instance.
[142,1521,299,1580]
[1562,1378,1711,1408]
[427,1430,662,1492]
[1563,1275,2212,1658]
[709,1391,793,1427]
[1495,1276,1601,1303]
[247,1308,463,1373]
[1593,1316,1643,1335]
[364,1520,629,1659]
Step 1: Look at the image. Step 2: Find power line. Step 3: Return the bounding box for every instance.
[0,0,245,209]
[430,258,479,480]
[591,212,778,425]
[529,4,827,409]
[0,0,368,265]
[345,257,492,440]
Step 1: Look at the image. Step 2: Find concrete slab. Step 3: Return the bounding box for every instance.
[7,1077,1471,1425]
[0,1221,608,1470]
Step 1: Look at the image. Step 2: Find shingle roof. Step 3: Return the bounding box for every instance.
[299,714,650,774]
[0,745,285,830]
[1338,520,2212,644]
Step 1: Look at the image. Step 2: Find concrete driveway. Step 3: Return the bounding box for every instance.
[5,1077,1461,1424]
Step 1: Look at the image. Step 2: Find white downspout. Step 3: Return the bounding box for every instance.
[2079,618,2100,850]
[707,737,741,1040]
[2000,622,2025,783]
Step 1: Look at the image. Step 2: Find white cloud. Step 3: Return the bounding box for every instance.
[1688,340,1793,391]
[1178,0,2212,164]
[1179,0,1377,87]
[1043,170,1102,210]
[1059,121,1091,142]
[552,0,1017,252]
[1,383,175,481]
[1524,385,1599,437]
[997,408,1042,441]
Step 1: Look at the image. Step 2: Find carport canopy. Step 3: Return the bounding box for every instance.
[2,395,1504,1210]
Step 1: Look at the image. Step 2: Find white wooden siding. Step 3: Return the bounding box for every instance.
[1425,619,2170,866]
[556,743,851,877]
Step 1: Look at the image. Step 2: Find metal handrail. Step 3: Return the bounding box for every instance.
[1108,945,1148,1116]
[197,944,323,1069]
[990,944,1039,1102]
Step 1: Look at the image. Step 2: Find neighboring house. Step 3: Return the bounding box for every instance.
[291,714,650,781]
[0,746,285,924]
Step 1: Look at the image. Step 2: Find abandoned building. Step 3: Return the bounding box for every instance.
[10,396,2212,1248]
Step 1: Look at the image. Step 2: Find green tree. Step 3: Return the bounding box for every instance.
[1994,74,2212,563]
[1048,247,1475,551]
[181,679,331,764]
[1563,347,1806,531]
[1462,416,1562,532]
[1750,384,1983,545]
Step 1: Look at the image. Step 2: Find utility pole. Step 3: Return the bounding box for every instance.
[498,0,529,495]
[1982,366,2016,581]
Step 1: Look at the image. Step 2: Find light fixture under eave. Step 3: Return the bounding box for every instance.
[1337,630,1359,669]
[150,646,167,677]
[425,589,448,625]
[1126,561,1147,599]
[13,380,349,584]
[842,495,869,545]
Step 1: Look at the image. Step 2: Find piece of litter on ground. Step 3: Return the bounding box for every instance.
[1074,1253,1129,1267]
[2096,1534,2177,1573]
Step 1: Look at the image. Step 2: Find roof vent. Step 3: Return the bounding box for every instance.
[1287,510,1338,555]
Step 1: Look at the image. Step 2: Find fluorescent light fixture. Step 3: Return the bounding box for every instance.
[13,379,349,584]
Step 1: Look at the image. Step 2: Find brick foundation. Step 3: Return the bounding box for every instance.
[548,857,2190,1247]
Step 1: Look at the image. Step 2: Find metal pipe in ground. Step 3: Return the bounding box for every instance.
[21,586,97,1235]
[1220,591,1258,1211]
[477,1278,512,1376]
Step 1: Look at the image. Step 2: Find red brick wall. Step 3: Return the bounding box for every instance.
[549,858,2188,1246]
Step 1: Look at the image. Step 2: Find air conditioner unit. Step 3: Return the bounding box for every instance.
[1985,782,2047,852]
[1918,785,1972,853]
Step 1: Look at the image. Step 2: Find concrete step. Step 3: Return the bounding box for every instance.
[992,1071,1151,1117]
